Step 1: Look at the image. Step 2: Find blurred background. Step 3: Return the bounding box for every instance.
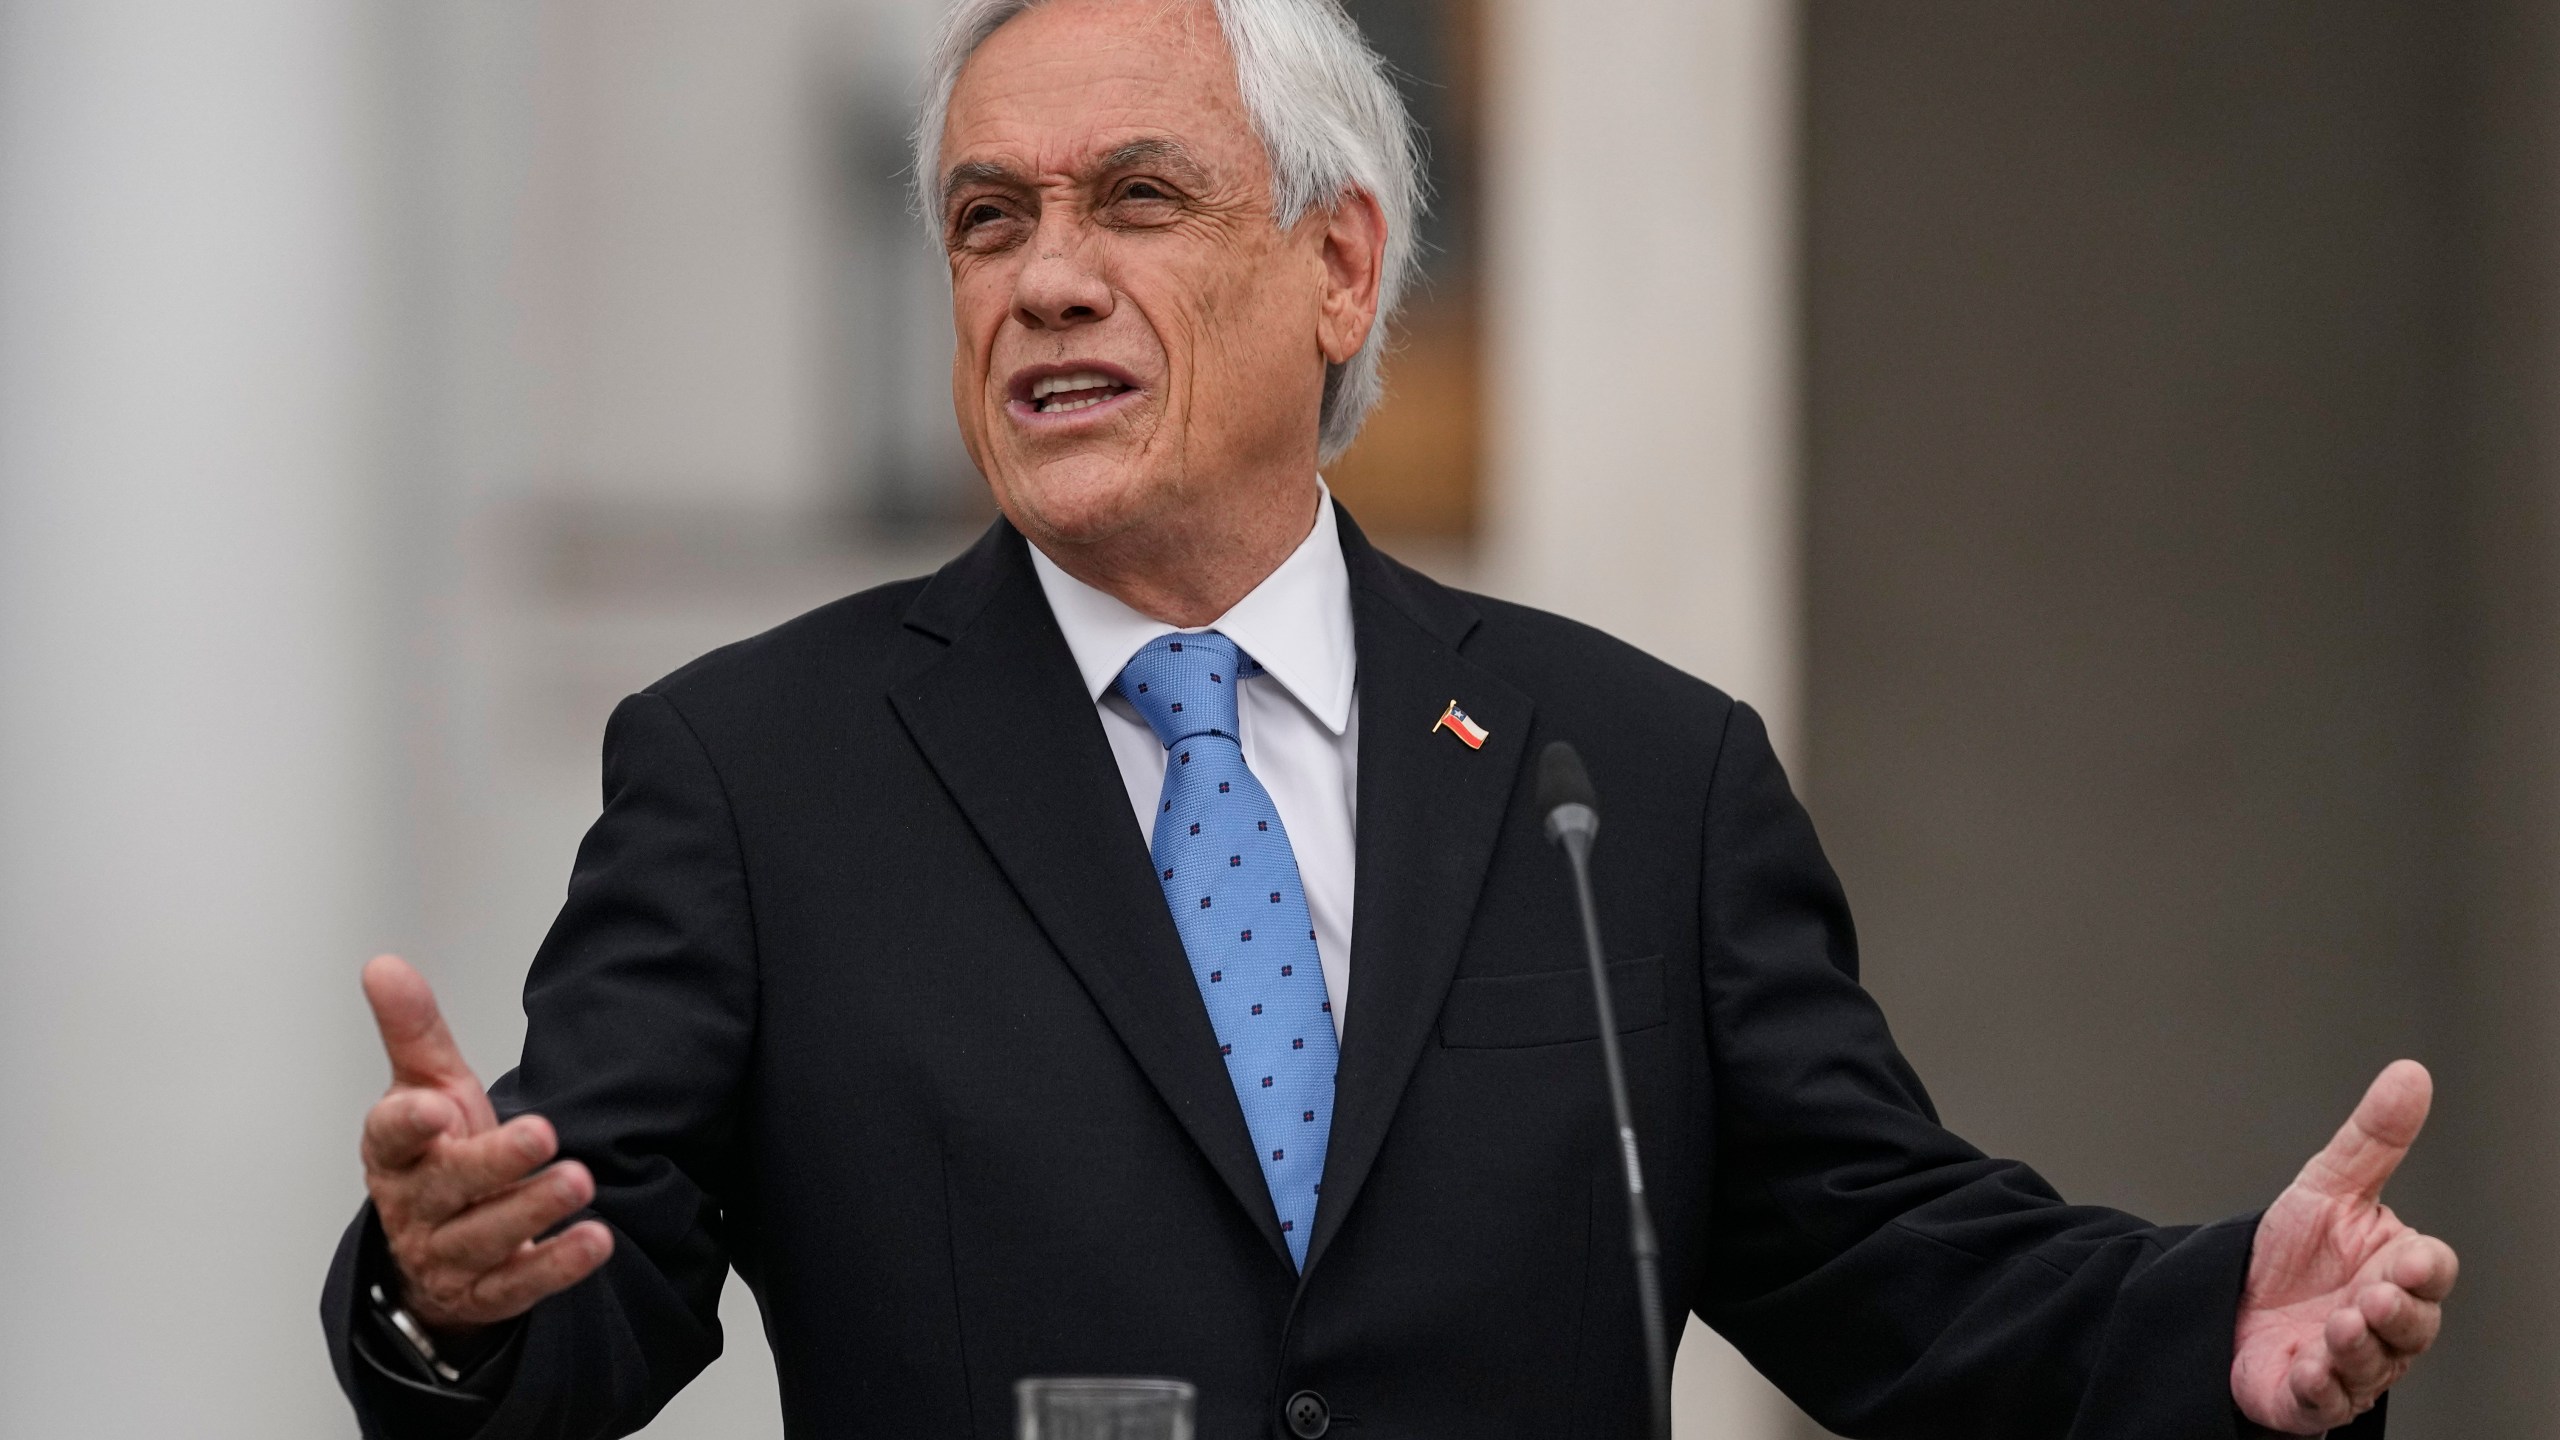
[1,1,2551,1435]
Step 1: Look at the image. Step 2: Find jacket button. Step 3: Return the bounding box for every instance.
[1283,1389,1329,1438]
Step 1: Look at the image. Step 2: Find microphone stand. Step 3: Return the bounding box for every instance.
[1540,743,1672,1440]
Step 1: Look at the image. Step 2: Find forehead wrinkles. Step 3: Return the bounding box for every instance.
[947,136,1223,206]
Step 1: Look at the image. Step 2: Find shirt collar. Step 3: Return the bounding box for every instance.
[1027,482,1357,736]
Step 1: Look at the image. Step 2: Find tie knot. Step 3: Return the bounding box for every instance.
[1116,631,1248,748]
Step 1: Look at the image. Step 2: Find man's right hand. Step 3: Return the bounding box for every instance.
[360,954,614,1340]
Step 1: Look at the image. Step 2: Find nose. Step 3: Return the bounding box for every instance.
[1011,220,1113,331]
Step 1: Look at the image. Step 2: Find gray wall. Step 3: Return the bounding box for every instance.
[2440,0,2560,1431]
[1800,4,2554,1433]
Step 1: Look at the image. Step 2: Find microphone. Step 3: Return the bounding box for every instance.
[1537,742,1671,1440]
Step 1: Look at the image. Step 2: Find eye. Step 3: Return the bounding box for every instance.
[1108,178,1181,225]
[949,198,1024,252]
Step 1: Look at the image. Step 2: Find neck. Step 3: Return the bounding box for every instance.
[1031,478,1321,628]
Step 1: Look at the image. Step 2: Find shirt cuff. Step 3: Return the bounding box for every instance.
[348,1214,527,1438]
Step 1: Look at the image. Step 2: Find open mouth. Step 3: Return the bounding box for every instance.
[1012,365,1140,417]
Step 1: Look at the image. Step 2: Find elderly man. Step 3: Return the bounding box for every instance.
[323,0,2456,1435]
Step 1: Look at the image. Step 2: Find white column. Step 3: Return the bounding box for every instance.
[1482,1,1801,1437]
[0,4,386,1436]
[1483,0,1800,764]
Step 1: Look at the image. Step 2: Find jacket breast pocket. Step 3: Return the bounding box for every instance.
[1437,956,1668,1049]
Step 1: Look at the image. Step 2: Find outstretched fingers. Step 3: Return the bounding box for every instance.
[2290,1273,2448,1427]
[2284,1348,2354,1430]
[363,1087,464,1172]
[427,1159,596,1273]
[2239,1063,2452,1429]
[387,1115,562,1224]
[466,1220,615,1319]
[2358,1281,2442,1359]
[2322,1304,2394,1396]
[2346,1231,2457,1359]
[2381,1231,2461,1305]
[2297,1059,2432,1206]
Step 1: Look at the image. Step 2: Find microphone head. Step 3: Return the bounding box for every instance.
[1537,741,1600,847]
[1536,741,1598,818]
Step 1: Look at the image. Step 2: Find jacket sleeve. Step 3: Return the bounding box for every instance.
[1688,702,2383,1440]
[321,689,760,1440]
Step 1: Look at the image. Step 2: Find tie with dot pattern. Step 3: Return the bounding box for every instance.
[1115,631,1337,1269]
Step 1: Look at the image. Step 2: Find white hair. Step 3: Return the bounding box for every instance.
[913,0,1424,463]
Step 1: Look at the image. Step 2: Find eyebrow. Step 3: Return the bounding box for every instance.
[941,159,1020,207]
[939,137,1212,208]
[1096,137,1207,182]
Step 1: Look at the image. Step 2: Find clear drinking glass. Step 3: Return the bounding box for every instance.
[1014,1376,1197,1440]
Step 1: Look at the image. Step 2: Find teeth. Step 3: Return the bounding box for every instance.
[1045,394,1108,413]
[1031,370,1118,399]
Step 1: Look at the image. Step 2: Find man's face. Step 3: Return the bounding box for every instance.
[936,0,1339,551]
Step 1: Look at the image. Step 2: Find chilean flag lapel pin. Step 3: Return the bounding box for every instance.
[1432,700,1490,749]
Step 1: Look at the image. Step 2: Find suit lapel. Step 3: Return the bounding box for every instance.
[1305,515,1535,1274]
[887,522,1289,1266]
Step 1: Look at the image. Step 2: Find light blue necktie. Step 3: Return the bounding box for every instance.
[1116,631,1337,1269]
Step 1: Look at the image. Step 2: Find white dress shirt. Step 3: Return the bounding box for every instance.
[1028,487,1359,1037]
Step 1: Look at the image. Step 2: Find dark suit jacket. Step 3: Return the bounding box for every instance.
[325,513,2379,1439]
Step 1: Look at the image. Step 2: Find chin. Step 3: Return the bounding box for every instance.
[993,450,1171,548]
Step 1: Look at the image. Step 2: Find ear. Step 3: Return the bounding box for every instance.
[1314,188,1388,366]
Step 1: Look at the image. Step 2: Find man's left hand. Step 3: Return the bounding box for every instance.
[2231,1059,2459,1431]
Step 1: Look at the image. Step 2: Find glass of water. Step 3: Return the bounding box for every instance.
[1014,1376,1197,1440]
